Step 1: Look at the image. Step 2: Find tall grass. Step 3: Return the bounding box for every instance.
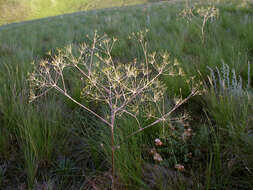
[0,0,253,188]
[203,62,253,189]
[0,62,64,189]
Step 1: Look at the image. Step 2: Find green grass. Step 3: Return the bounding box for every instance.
[0,0,147,25]
[0,0,253,189]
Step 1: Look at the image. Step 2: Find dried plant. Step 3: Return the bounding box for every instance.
[28,30,196,189]
[179,4,219,43]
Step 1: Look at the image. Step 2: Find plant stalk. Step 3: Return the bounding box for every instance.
[111,111,115,190]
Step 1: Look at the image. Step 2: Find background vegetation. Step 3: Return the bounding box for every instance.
[0,0,148,25]
[0,0,253,189]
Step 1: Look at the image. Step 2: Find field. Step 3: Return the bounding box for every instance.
[0,0,147,26]
[0,0,253,189]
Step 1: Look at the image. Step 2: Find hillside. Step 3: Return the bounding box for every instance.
[0,0,253,189]
[0,0,149,26]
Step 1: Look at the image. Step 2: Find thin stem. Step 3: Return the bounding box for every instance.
[201,17,207,44]
[60,70,67,93]
[89,32,97,76]
[121,109,141,129]
[54,85,111,126]
[127,90,198,138]
[110,111,115,190]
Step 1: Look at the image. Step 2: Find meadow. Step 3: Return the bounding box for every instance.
[0,0,253,189]
[0,0,147,26]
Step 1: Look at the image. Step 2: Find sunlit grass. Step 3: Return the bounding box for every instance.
[0,0,147,25]
[0,0,253,189]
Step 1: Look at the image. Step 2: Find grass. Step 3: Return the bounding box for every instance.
[0,0,253,189]
[0,0,147,26]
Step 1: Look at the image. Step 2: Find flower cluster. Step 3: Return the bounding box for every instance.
[150,148,163,162]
